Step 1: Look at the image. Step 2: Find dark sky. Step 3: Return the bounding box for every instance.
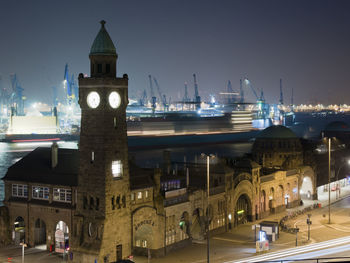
[0,0,349,106]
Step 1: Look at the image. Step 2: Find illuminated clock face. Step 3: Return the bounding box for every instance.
[108,91,121,109]
[87,91,100,108]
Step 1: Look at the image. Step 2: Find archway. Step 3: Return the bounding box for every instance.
[301,176,313,199]
[235,194,251,226]
[55,221,69,253]
[269,187,275,213]
[34,219,46,248]
[261,190,266,213]
[277,185,284,207]
[191,208,205,240]
[134,224,153,249]
[285,183,291,207]
[13,216,25,245]
[179,211,190,240]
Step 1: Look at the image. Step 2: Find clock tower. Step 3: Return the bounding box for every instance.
[71,21,131,262]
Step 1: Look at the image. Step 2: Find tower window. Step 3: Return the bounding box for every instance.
[97,64,102,73]
[91,151,95,163]
[89,197,94,210]
[112,160,123,177]
[106,64,110,73]
[96,197,99,210]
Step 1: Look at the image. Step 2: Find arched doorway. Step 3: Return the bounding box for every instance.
[301,176,313,200]
[179,211,190,240]
[206,204,214,231]
[34,219,46,248]
[134,224,153,249]
[55,221,69,253]
[235,194,251,226]
[269,187,275,213]
[191,208,205,240]
[13,216,25,245]
[261,190,266,213]
[278,185,284,207]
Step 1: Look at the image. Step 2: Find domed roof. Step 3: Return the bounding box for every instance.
[257,125,297,139]
[90,20,116,56]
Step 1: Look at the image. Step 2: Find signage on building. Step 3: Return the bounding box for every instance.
[134,220,155,231]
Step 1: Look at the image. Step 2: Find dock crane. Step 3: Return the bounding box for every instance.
[153,77,168,111]
[279,78,284,105]
[148,75,157,113]
[193,74,201,110]
[183,82,189,103]
[10,74,25,116]
[243,78,268,119]
[239,79,244,103]
[0,76,9,119]
[139,89,147,106]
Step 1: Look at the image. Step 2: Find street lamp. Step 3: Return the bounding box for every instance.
[201,153,215,263]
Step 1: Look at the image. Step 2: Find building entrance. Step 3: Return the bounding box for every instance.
[235,194,251,226]
[13,216,25,245]
[55,221,69,253]
[34,219,46,247]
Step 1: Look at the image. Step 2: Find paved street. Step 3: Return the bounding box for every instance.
[2,184,350,263]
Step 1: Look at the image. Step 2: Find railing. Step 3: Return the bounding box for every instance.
[164,193,188,207]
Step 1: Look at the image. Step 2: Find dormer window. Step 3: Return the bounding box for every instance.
[112,160,123,177]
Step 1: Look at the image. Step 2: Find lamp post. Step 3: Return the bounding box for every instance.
[201,153,214,263]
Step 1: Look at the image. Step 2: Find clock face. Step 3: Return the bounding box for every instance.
[108,91,121,109]
[87,91,100,108]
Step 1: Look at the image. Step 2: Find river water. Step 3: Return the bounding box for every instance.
[0,141,253,205]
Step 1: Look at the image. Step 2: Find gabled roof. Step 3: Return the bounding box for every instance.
[3,147,78,186]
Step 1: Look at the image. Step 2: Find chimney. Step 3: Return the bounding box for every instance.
[51,142,58,169]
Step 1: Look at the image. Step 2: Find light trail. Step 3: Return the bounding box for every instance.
[282,243,350,261]
[226,236,350,263]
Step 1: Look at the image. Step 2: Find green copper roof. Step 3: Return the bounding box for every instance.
[90,20,116,55]
[257,125,297,139]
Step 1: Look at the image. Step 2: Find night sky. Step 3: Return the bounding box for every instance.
[0,0,349,106]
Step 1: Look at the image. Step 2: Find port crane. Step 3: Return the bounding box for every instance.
[279,78,284,105]
[243,78,268,119]
[0,76,10,120]
[148,75,156,113]
[153,77,168,111]
[139,89,147,106]
[193,74,201,110]
[183,82,190,103]
[10,74,25,116]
